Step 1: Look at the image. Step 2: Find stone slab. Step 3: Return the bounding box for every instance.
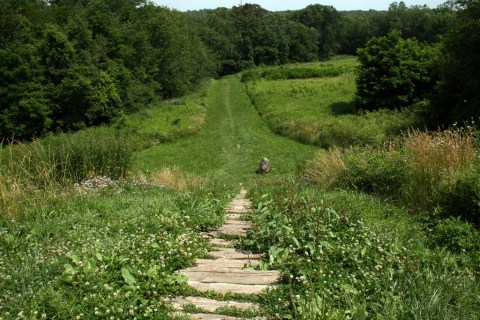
[177,314,265,320]
[225,208,249,214]
[194,259,259,269]
[172,312,243,320]
[209,238,233,247]
[226,214,244,220]
[216,225,250,237]
[178,270,280,285]
[169,296,258,312]
[223,220,252,226]
[187,281,270,294]
[209,248,262,260]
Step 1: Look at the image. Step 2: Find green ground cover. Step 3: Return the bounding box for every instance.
[1,66,479,319]
[244,56,422,148]
[0,184,230,319]
[123,80,211,145]
[246,183,480,319]
[134,76,317,184]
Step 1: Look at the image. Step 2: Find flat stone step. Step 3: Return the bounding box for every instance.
[209,238,233,247]
[223,220,252,226]
[226,202,252,209]
[216,225,250,237]
[225,209,249,214]
[172,312,250,320]
[169,296,259,312]
[176,314,265,320]
[181,265,259,273]
[178,270,280,285]
[209,248,262,260]
[226,213,244,220]
[194,259,259,269]
[187,281,270,294]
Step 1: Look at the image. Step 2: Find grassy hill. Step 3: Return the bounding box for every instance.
[1,60,479,319]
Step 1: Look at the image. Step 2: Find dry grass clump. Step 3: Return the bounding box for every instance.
[402,128,477,209]
[151,166,206,191]
[1,142,56,219]
[304,127,479,216]
[304,148,347,188]
[404,128,475,180]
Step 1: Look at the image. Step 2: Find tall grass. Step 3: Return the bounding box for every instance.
[402,128,477,211]
[241,56,358,82]
[1,127,135,219]
[124,80,210,144]
[244,57,423,148]
[304,127,479,220]
[150,166,206,191]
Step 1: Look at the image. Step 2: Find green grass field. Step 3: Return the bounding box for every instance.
[134,76,317,186]
[1,63,479,319]
[245,56,422,148]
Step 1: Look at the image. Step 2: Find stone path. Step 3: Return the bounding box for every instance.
[169,188,280,319]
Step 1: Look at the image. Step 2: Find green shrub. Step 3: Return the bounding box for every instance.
[356,31,438,111]
[246,183,480,319]
[431,217,480,253]
[246,189,406,318]
[341,148,406,197]
[31,127,134,183]
[304,147,406,197]
[438,168,480,225]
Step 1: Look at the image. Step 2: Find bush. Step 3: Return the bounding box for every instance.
[304,147,405,197]
[438,168,480,225]
[355,31,438,111]
[402,128,477,211]
[431,217,480,253]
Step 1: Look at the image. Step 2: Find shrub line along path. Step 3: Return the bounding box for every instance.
[169,188,280,319]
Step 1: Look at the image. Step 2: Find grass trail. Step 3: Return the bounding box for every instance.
[135,76,317,186]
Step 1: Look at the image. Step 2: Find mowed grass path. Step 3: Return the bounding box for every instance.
[135,76,317,186]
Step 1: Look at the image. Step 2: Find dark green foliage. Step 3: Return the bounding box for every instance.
[0,0,462,139]
[190,4,320,76]
[431,218,480,254]
[431,217,480,253]
[340,148,406,197]
[338,3,454,55]
[438,168,480,226]
[289,4,342,59]
[355,31,437,111]
[433,0,480,124]
[0,0,216,140]
[0,83,52,139]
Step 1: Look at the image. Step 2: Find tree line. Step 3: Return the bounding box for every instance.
[0,0,215,139]
[1,0,477,140]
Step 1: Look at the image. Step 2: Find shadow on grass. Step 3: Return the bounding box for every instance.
[329,101,356,115]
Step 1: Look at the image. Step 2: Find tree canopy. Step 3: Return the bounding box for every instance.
[0,0,215,139]
[355,31,438,111]
[0,1,461,139]
[433,0,480,124]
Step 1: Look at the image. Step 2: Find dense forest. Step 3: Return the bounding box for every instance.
[0,0,478,140]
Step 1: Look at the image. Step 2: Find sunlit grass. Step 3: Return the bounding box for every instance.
[244,56,422,148]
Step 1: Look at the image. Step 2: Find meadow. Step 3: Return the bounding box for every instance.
[1,63,479,319]
[244,56,422,148]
